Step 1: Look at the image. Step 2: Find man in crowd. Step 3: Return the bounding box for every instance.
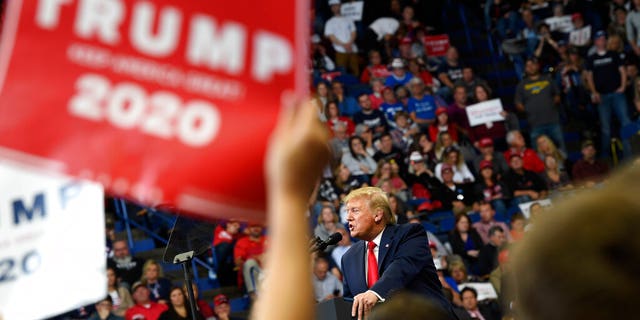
[460,287,502,320]
[324,0,359,75]
[455,66,488,101]
[331,227,352,272]
[437,47,464,100]
[373,133,404,171]
[586,30,633,159]
[341,187,455,319]
[503,130,545,173]
[477,226,507,276]
[448,85,472,140]
[313,256,344,302]
[407,77,437,131]
[88,296,121,320]
[332,81,360,117]
[124,282,168,320]
[107,239,144,289]
[472,202,511,244]
[432,164,475,213]
[473,138,509,178]
[385,58,413,88]
[502,154,548,205]
[572,139,610,187]
[354,94,388,136]
[214,219,241,287]
[234,223,267,299]
[515,57,566,153]
[330,122,350,164]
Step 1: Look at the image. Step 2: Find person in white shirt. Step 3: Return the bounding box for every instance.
[324,0,360,75]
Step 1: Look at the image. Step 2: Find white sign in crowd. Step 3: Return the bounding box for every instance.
[0,157,105,320]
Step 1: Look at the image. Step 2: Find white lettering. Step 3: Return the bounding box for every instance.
[75,0,124,44]
[36,0,72,29]
[130,1,181,57]
[252,31,293,82]
[186,15,246,75]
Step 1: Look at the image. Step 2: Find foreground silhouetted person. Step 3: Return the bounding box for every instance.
[511,164,640,320]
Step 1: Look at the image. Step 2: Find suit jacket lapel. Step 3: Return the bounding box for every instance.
[356,240,367,291]
[377,225,395,272]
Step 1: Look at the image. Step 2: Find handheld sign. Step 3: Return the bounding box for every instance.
[0,160,105,320]
[0,0,308,222]
[465,99,506,127]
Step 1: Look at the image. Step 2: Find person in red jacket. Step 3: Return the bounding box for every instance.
[429,107,458,143]
[503,130,545,173]
[125,281,168,320]
[234,223,267,299]
[360,49,391,84]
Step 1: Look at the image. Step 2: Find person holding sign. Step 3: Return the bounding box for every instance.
[325,0,360,76]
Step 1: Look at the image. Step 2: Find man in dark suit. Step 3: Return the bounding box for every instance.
[341,187,456,319]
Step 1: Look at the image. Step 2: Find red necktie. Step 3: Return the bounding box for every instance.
[367,241,379,288]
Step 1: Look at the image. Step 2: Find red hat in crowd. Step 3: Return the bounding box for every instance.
[571,13,583,21]
[440,163,453,174]
[479,137,493,148]
[214,294,229,307]
[480,160,493,170]
[435,107,448,116]
[400,37,412,45]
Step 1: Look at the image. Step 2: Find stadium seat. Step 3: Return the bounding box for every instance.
[230,296,250,312]
[468,212,480,223]
[438,217,456,233]
[130,238,155,254]
[422,222,438,234]
[430,210,454,222]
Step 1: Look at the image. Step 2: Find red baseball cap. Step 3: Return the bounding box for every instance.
[480,160,493,170]
[435,107,448,116]
[214,294,229,307]
[479,137,493,148]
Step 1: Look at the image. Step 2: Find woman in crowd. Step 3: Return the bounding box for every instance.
[471,84,508,151]
[408,132,439,171]
[542,155,574,192]
[107,266,133,317]
[313,205,345,251]
[159,287,204,320]
[312,82,332,121]
[341,136,378,184]
[434,131,457,161]
[435,146,475,184]
[332,163,363,202]
[140,260,173,304]
[536,134,567,172]
[388,193,408,224]
[449,214,484,273]
[428,107,458,144]
[372,160,408,196]
[474,160,509,215]
[324,100,355,136]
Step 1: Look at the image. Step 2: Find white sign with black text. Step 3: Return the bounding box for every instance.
[466,99,506,127]
[341,1,364,21]
[0,157,105,320]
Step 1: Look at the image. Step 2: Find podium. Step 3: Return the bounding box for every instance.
[316,298,356,320]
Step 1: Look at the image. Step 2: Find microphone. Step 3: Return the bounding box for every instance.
[312,232,343,252]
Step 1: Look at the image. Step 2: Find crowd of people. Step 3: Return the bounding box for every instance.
[306,0,639,318]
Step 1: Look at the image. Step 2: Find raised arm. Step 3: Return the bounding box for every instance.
[251,100,330,320]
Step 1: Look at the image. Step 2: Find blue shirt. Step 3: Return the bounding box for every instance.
[338,96,360,117]
[384,72,414,88]
[407,95,437,120]
[380,102,405,126]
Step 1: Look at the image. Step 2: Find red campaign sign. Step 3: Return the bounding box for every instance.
[0,0,308,222]
[423,35,450,57]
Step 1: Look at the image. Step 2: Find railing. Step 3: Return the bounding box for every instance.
[112,198,218,284]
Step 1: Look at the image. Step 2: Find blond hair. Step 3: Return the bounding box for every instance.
[344,187,396,225]
[141,259,164,281]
